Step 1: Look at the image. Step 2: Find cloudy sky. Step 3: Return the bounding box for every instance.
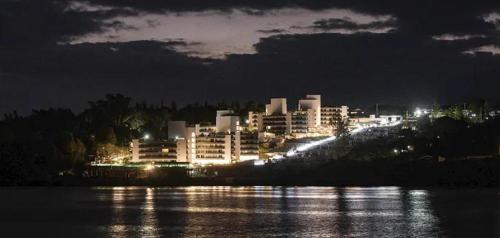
[1,0,500,114]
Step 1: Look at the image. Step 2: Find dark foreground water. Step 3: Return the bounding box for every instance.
[0,187,498,237]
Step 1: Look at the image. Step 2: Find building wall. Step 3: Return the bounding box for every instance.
[288,111,308,135]
[234,131,259,161]
[193,133,232,165]
[186,126,198,163]
[266,98,287,115]
[321,106,349,125]
[216,114,239,133]
[131,139,140,162]
[298,95,321,127]
[130,139,179,163]
[262,114,289,135]
[248,111,263,132]
[176,138,187,162]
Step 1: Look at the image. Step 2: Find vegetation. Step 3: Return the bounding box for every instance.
[1,94,499,186]
[0,94,264,185]
[207,115,500,187]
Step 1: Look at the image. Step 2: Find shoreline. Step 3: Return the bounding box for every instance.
[5,177,499,188]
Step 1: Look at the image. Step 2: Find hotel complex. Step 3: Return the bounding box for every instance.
[110,94,402,167]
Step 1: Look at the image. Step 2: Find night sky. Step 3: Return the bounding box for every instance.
[1,0,500,115]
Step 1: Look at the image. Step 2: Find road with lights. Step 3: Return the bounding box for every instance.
[268,120,402,161]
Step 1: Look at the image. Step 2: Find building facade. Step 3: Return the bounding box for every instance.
[130,139,186,163]
[321,106,349,125]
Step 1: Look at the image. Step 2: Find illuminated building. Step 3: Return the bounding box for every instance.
[216,110,240,133]
[234,131,259,161]
[193,132,233,165]
[136,111,260,166]
[253,95,351,137]
[298,94,321,128]
[321,106,349,125]
[262,114,289,135]
[288,110,308,135]
[130,139,186,163]
[248,111,262,131]
[266,98,287,115]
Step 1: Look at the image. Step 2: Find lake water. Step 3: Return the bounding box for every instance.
[0,187,498,237]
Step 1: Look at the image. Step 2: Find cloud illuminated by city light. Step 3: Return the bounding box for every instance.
[67,3,396,59]
[464,44,500,55]
[432,34,486,41]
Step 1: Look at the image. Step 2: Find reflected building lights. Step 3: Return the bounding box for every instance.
[94,187,446,237]
[108,187,127,238]
[140,188,159,238]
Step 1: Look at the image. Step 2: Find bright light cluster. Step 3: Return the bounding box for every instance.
[285,136,337,157]
[273,119,402,160]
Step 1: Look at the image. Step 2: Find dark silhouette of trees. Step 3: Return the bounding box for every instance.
[0,94,267,184]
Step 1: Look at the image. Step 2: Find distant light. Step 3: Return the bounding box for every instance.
[145,164,155,171]
[144,133,151,140]
[415,108,422,117]
[245,119,250,124]
[253,160,265,166]
[393,149,399,154]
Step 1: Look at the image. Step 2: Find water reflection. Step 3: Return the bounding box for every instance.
[108,187,127,237]
[140,188,159,237]
[99,187,498,237]
[1,187,495,237]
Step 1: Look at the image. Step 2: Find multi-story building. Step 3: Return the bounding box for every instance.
[262,114,289,135]
[321,106,349,125]
[193,132,232,165]
[248,111,263,132]
[266,98,287,115]
[234,131,259,162]
[348,114,402,130]
[288,110,308,135]
[216,110,240,133]
[130,139,186,163]
[298,95,321,128]
[254,95,348,137]
[148,111,260,166]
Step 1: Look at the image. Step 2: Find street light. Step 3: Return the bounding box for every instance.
[143,133,150,140]
[414,108,422,117]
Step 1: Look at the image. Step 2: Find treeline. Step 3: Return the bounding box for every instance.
[0,94,264,185]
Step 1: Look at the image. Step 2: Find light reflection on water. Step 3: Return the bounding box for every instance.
[0,187,498,237]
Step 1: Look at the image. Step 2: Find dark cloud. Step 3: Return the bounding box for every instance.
[312,17,396,31]
[214,32,500,106]
[0,0,138,47]
[256,29,288,34]
[2,0,500,115]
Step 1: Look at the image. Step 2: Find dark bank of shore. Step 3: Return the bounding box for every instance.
[7,158,498,187]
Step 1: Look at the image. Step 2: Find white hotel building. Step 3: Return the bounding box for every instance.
[130,93,400,166]
[249,94,349,138]
[131,110,259,166]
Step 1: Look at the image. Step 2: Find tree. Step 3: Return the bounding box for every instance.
[444,105,463,120]
[96,143,129,164]
[96,127,117,145]
[431,102,442,120]
[331,116,349,138]
[331,116,350,159]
